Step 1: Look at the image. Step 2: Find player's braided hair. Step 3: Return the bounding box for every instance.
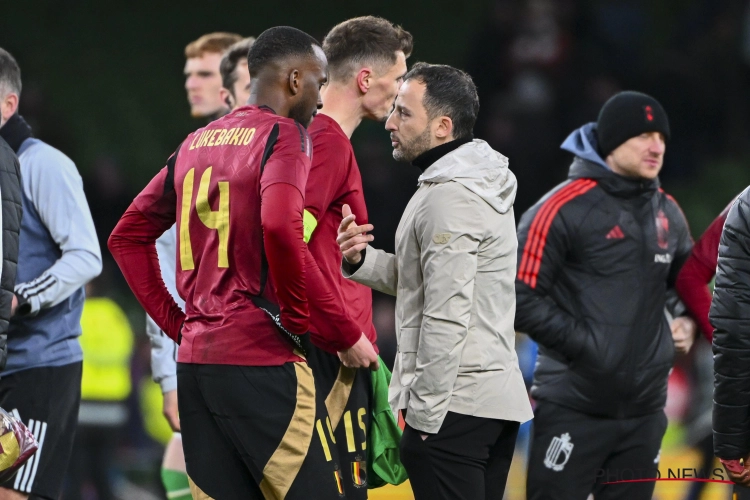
[247,27,320,78]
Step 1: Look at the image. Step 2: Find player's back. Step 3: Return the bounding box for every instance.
[173,105,309,367]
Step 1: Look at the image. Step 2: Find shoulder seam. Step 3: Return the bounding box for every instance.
[518,178,598,288]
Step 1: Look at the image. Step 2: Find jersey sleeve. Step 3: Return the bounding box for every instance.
[676,207,729,340]
[259,121,313,335]
[515,181,598,361]
[260,120,311,196]
[108,159,185,343]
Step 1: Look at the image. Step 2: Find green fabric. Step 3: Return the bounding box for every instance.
[368,358,408,488]
[161,469,192,500]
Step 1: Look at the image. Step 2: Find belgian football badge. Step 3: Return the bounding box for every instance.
[544,433,574,471]
[351,456,367,488]
[333,467,344,497]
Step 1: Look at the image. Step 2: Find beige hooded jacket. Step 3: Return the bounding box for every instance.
[344,139,533,434]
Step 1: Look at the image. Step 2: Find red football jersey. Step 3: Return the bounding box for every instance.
[111,106,313,366]
[306,113,378,353]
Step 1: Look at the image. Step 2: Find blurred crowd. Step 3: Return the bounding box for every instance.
[12,0,750,498]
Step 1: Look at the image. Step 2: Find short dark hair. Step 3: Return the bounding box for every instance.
[404,63,479,140]
[247,27,320,78]
[323,16,413,83]
[220,37,256,92]
[0,48,22,97]
[185,32,243,58]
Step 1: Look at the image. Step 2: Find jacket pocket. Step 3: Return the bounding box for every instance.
[397,327,420,388]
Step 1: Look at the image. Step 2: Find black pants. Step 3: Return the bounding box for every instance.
[177,362,343,500]
[0,362,82,500]
[306,346,371,498]
[527,401,667,500]
[400,411,519,500]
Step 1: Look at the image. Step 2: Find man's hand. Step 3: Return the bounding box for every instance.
[671,316,697,354]
[10,294,17,317]
[721,456,750,486]
[162,389,180,432]
[338,333,379,371]
[337,204,374,265]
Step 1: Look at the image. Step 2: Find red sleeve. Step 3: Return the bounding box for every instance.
[675,209,729,341]
[304,249,361,350]
[261,183,360,349]
[108,167,186,343]
[260,121,311,196]
[305,132,348,219]
[261,182,309,335]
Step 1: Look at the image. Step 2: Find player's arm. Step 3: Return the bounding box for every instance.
[14,149,102,316]
[676,206,730,341]
[301,135,369,350]
[514,198,589,361]
[259,121,315,335]
[108,164,185,343]
[664,195,697,353]
[711,191,750,467]
[406,186,479,434]
[264,123,363,349]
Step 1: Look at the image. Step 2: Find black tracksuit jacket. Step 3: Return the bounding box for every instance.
[711,186,750,459]
[515,158,692,419]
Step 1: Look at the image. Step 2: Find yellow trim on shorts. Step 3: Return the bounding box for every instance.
[188,476,214,499]
[325,365,356,431]
[259,362,316,499]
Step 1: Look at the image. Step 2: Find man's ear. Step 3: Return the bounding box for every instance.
[219,88,234,109]
[434,116,454,140]
[356,68,373,94]
[0,93,19,123]
[288,69,301,95]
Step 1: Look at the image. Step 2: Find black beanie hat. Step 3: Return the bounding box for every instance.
[596,91,670,158]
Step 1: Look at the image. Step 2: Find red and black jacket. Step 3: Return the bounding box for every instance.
[515,158,692,418]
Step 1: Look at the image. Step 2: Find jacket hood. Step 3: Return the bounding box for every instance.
[560,123,610,170]
[562,123,659,199]
[418,139,516,214]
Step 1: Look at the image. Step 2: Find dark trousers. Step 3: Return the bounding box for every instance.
[400,411,519,500]
[527,401,667,500]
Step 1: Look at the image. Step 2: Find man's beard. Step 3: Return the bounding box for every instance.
[392,126,431,162]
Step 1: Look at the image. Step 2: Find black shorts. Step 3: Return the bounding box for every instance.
[527,401,667,500]
[306,346,372,498]
[0,362,82,500]
[178,361,345,500]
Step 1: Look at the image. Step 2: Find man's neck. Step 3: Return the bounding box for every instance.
[319,82,365,139]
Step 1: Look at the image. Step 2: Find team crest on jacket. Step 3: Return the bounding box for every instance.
[351,457,367,488]
[544,433,574,471]
[655,210,669,249]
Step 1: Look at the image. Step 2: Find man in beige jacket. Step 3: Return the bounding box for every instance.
[337,62,533,500]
